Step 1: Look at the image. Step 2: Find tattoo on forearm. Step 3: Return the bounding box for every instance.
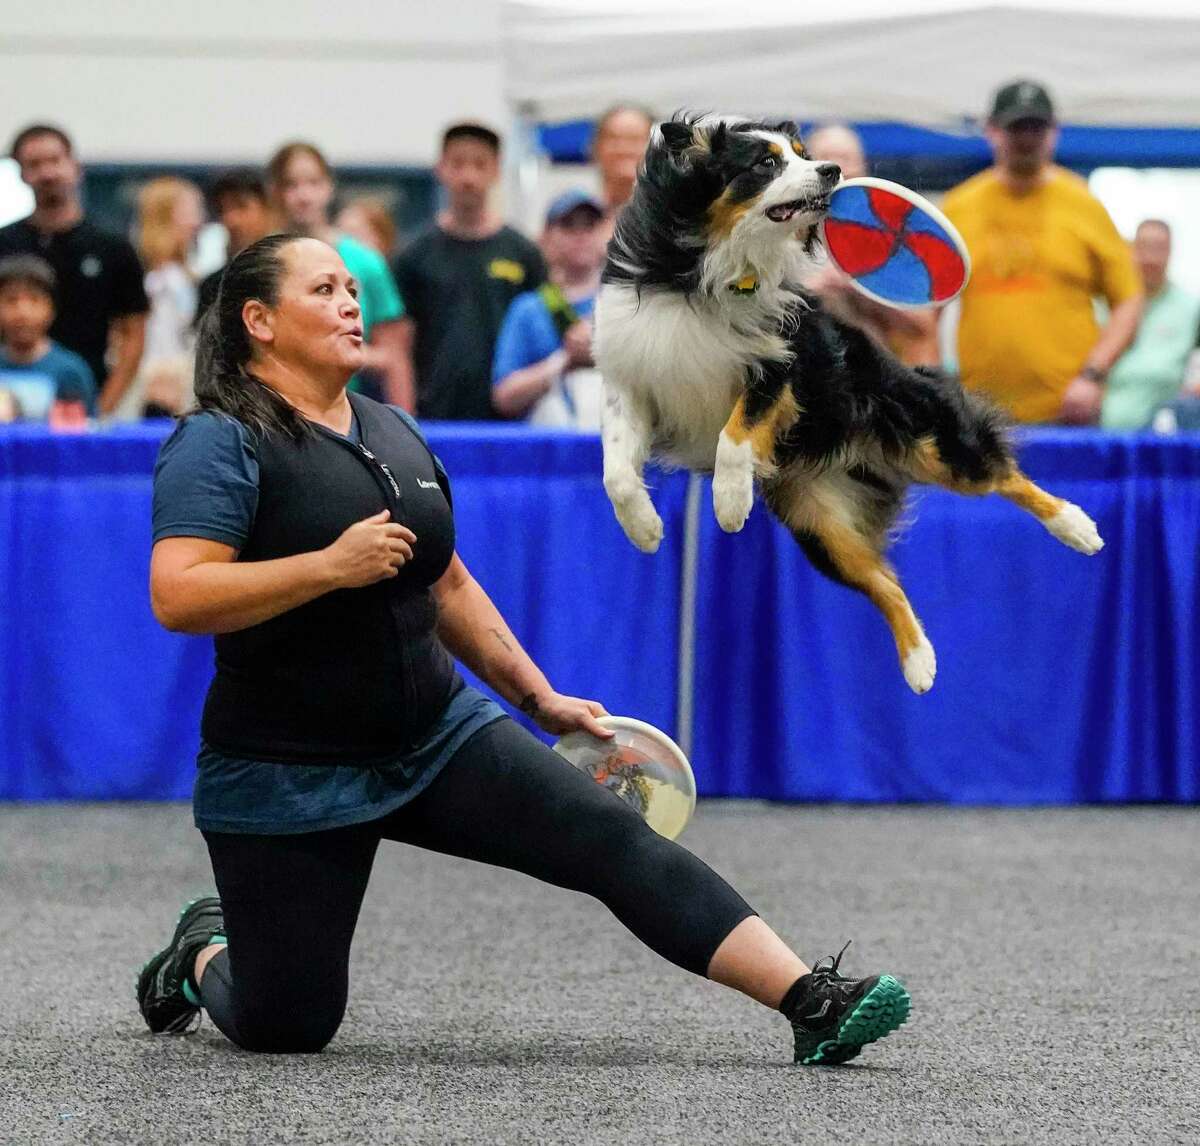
[489,627,513,654]
[519,693,541,718]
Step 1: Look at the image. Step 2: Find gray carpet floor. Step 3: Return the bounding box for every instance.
[1,802,1197,1145]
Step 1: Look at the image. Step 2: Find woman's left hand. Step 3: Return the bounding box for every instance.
[522,691,614,739]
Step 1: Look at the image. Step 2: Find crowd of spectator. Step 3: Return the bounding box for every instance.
[1,83,1199,433]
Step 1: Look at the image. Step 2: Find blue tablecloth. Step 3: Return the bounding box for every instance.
[1,422,1197,803]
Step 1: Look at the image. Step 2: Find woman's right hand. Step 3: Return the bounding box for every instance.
[323,509,416,589]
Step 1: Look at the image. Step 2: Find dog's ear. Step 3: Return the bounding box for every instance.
[658,118,696,156]
[708,122,729,154]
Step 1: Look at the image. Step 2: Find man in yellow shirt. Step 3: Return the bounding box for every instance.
[942,81,1143,424]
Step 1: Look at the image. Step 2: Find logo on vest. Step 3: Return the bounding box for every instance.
[417,478,440,490]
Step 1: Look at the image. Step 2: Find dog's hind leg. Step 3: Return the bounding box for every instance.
[908,438,1103,556]
[713,378,798,534]
[994,471,1104,554]
[769,476,937,694]
[808,519,936,694]
[601,385,663,553]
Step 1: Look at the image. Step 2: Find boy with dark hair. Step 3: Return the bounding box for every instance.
[393,122,546,420]
[197,168,274,316]
[0,254,96,419]
[0,123,148,415]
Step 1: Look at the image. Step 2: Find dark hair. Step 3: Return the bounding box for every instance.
[209,167,268,210]
[266,141,333,191]
[441,122,501,155]
[192,233,311,440]
[0,254,56,296]
[10,123,74,162]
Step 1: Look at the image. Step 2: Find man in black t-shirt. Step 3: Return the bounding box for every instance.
[0,124,148,415]
[393,123,546,421]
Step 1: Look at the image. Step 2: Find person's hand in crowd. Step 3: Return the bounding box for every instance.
[1059,374,1105,425]
[523,691,613,739]
[562,319,594,369]
[1183,348,1200,396]
[48,400,89,431]
[323,509,415,588]
[142,356,190,416]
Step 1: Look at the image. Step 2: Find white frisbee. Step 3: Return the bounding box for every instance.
[554,715,697,840]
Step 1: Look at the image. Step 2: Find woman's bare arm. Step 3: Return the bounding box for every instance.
[432,552,610,737]
[150,510,414,634]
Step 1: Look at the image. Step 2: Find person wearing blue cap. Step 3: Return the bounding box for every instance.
[492,190,607,426]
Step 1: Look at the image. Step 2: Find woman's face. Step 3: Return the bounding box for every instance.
[277,152,334,232]
[248,238,364,376]
[172,186,205,250]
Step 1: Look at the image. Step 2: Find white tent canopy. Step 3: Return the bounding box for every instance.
[502,0,1200,128]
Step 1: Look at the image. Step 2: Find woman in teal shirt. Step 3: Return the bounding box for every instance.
[268,140,413,409]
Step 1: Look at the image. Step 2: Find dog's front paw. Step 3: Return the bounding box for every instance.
[1044,503,1104,555]
[902,636,937,695]
[712,471,754,534]
[614,499,664,553]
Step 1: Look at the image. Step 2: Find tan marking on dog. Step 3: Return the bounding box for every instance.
[815,518,924,661]
[769,475,925,662]
[908,437,990,492]
[790,139,806,157]
[722,389,799,466]
[995,472,1065,521]
[768,141,783,157]
[909,438,1064,521]
[707,187,756,238]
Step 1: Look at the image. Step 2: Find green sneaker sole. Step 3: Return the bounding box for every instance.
[798,975,911,1066]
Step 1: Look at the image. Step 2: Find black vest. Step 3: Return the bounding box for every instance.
[201,394,459,762]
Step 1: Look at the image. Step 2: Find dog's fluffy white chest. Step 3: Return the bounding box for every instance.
[595,283,751,471]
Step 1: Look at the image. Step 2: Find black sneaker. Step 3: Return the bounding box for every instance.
[135,897,225,1034]
[781,942,911,1065]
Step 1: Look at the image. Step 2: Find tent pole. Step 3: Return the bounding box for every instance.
[508,100,544,236]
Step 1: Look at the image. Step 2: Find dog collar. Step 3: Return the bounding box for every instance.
[730,274,759,295]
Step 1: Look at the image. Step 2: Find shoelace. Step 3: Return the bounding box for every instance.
[810,940,853,980]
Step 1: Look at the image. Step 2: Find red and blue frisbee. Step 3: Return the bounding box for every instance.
[822,177,970,309]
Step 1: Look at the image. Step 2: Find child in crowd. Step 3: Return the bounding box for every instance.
[0,255,95,422]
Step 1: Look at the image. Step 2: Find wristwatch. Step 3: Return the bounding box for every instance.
[1080,365,1107,383]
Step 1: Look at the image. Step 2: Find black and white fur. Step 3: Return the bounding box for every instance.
[594,112,1103,694]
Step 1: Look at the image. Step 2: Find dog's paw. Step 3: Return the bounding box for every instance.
[712,471,754,534]
[902,636,937,695]
[1044,503,1104,555]
[615,501,664,553]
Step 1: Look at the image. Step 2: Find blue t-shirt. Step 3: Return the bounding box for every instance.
[0,341,96,417]
[152,406,505,834]
[491,289,596,385]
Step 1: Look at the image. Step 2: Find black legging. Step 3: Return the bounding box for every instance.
[200,717,756,1053]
